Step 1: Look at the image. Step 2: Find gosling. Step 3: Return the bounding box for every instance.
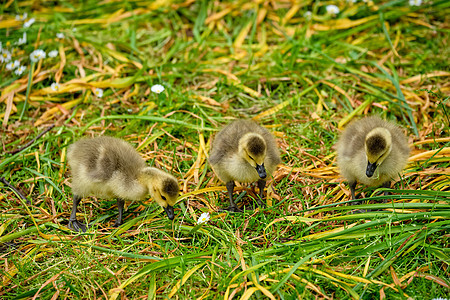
[209,120,281,211]
[67,136,179,232]
[336,116,410,202]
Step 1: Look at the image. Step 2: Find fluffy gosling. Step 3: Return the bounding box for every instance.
[67,136,179,232]
[336,116,410,202]
[209,120,281,211]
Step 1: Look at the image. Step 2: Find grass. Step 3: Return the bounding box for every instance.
[1,0,449,299]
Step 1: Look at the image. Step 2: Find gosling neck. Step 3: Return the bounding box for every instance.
[138,167,164,188]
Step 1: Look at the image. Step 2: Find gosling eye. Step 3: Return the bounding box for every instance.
[161,195,167,200]
[248,155,254,160]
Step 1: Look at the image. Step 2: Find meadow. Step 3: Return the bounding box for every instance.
[0,0,449,299]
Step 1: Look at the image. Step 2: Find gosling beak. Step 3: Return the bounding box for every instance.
[164,205,174,220]
[255,163,267,179]
[366,162,377,177]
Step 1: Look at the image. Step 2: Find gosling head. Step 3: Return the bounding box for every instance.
[364,128,392,178]
[239,133,267,179]
[142,168,179,220]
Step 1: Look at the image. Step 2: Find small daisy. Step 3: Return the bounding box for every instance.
[151,84,165,94]
[56,33,64,39]
[51,82,60,91]
[16,13,28,21]
[409,0,422,5]
[197,212,210,225]
[326,5,340,15]
[6,60,20,70]
[15,65,26,75]
[30,49,46,62]
[94,88,104,98]
[17,32,27,45]
[23,18,35,28]
[48,50,58,58]
[1,50,12,63]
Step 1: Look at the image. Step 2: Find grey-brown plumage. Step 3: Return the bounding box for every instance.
[67,136,179,232]
[336,116,410,201]
[210,120,281,211]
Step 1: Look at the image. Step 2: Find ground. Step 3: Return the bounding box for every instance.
[0,1,449,299]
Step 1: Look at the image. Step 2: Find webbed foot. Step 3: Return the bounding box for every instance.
[69,219,87,232]
[350,201,367,214]
[221,205,243,213]
[351,209,369,214]
[255,199,266,209]
[113,219,122,227]
[243,200,265,210]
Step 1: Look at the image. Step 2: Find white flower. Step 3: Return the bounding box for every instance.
[197,212,210,225]
[326,5,340,15]
[23,18,35,28]
[15,65,26,75]
[17,32,27,45]
[56,33,64,39]
[16,13,28,21]
[51,82,60,91]
[347,0,357,3]
[94,88,104,98]
[48,50,58,58]
[304,11,312,19]
[1,50,12,63]
[30,49,46,62]
[72,28,77,32]
[6,60,20,70]
[151,84,165,94]
[409,0,422,5]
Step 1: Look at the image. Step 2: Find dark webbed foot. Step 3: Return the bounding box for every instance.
[256,199,266,208]
[349,181,357,202]
[243,197,265,210]
[222,205,243,213]
[113,199,125,227]
[69,219,87,232]
[256,179,266,208]
[224,181,242,212]
[382,181,391,203]
[69,195,87,232]
[113,219,122,227]
[351,209,368,214]
[350,199,366,214]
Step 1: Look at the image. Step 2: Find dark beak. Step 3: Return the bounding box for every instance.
[366,162,377,177]
[164,205,174,220]
[256,163,267,179]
